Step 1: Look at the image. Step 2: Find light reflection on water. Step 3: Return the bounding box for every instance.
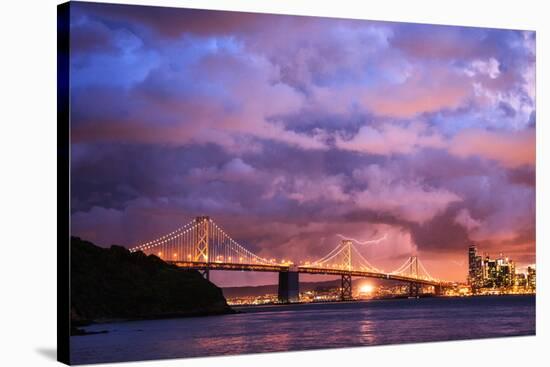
[71,295,535,365]
[359,318,375,345]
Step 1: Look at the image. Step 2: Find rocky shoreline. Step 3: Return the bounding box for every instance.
[70,237,234,335]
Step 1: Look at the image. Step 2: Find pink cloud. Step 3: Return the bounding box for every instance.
[263,174,350,205]
[464,58,501,79]
[454,208,481,231]
[307,65,471,118]
[449,128,535,168]
[360,70,471,118]
[392,28,484,60]
[336,121,444,155]
[352,165,462,223]
[189,158,257,183]
[73,51,329,153]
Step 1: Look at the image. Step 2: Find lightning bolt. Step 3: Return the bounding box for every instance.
[336,233,387,245]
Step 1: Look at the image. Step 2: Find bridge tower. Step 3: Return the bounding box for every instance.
[194,216,210,279]
[408,255,420,297]
[341,240,353,300]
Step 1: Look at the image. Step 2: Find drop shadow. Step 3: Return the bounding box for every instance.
[36,348,57,361]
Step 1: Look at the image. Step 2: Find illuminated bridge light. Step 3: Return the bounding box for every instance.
[135,218,446,288]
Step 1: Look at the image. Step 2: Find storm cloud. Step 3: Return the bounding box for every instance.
[69,3,535,284]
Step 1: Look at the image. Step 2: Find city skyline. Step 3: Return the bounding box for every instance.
[468,243,535,292]
[70,2,536,285]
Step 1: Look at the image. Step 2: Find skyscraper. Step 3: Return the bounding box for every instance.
[527,266,536,290]
[468,245,477,285]
[468,244,483,291]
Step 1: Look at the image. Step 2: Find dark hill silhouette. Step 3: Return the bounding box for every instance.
[70,237,233,329]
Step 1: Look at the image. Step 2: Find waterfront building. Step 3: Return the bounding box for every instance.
[514,273,527,287]
[468,245,484,290]
[468,245,531,293]
[527,266,536,290]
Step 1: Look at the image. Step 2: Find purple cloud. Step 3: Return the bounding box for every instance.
[69,2,536,283]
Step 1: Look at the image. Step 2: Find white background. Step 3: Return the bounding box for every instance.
[0,0,548,365]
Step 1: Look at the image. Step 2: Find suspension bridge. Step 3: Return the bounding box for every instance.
[129,216,452,302]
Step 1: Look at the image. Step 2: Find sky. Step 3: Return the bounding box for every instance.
[69,2,536,284]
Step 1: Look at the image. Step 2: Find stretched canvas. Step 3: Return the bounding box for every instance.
[58,1,536,365]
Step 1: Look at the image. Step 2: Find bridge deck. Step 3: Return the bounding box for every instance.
[168,261,448,286]
[169,261,290,273]
[298,266,443,286]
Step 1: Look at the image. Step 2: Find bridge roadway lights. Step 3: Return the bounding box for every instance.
[341,274,352,301]
[278,271,299,303]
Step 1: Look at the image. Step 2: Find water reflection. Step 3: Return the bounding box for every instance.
[72,296,535,365]
[359,319,376,344]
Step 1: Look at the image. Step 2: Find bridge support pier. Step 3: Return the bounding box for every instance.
[341,274,352,300]
[434,284,443,296]
[278,271,299,303]
[408,282,420,298]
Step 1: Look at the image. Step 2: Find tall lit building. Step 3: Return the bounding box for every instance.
[483,255,496,288]
[468,245,484,291]
[514,273,527,287]
[498,255,515,287]
[527,266,536,290]
[468,245,477,285]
